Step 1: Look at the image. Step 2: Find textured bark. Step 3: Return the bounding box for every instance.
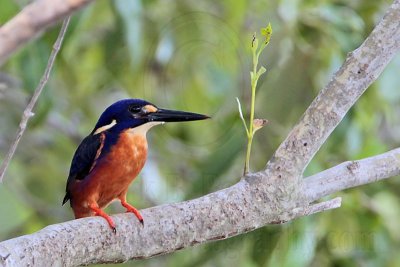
[0,0,93,65]
[264,0,400,183]
[0,180,304,266]
[0,148,398,266]
[0,0,399,266]
[304,147,400,202]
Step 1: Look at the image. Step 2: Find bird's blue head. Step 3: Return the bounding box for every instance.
[91,99,209,135]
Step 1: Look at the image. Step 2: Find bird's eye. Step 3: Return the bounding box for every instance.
[129,105,142,114]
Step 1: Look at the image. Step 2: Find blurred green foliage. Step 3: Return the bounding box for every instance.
[1,0,400,266]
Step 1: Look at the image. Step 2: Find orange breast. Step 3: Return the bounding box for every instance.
[71,131,148,215]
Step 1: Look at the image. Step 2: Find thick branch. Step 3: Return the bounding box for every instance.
[263,0,400,183]
[304,147,400,202]
[0,146,397,266]
[0,17,70,182]
[0,0,93,65]
[0,179,299,266]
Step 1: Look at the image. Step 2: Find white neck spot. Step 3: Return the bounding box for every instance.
[93,119,117,135]
[127,121,164,135]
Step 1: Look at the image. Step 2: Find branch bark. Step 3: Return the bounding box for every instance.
[0,0,399,266]
[0,148,398,266]
[0,0,93,65]
[263,0,400,184]
[304,147,400,202]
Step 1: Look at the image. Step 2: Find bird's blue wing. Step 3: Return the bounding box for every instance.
[62,133,104,205]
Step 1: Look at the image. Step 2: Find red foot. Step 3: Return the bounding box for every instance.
[89,203,117,233]
[120,200,144,225]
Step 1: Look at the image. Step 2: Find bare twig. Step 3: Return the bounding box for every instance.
[302,197,342,216]
[0,0,92,65]
[0,17,70,183]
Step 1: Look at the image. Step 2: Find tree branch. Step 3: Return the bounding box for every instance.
[0,17,70,182]
[0,0,93,65]
[0,146,397,266]
[263,0,400,184]
[304,147,400,202]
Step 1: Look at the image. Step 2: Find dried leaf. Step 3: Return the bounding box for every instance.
[253,118,269,133]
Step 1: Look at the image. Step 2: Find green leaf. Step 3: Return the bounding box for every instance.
[257,66,267,78]
[260,23,273,44]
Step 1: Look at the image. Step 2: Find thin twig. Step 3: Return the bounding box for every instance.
[0,17,70,183]
[301,197,342,216]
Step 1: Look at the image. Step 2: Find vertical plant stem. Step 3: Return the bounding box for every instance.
[249,46,258,137]
[244,134,253,174]
[241,24,271,175]
[244,42,262,174]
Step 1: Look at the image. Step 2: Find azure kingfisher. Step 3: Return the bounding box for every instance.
[62,99,209,233]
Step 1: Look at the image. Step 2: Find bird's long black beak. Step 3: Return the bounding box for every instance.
[148,108,210,122]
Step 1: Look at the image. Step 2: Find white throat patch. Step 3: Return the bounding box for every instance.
[127,121,164,135]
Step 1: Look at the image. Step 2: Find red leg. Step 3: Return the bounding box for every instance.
[120,199,144,225]
[89,203,116,233]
